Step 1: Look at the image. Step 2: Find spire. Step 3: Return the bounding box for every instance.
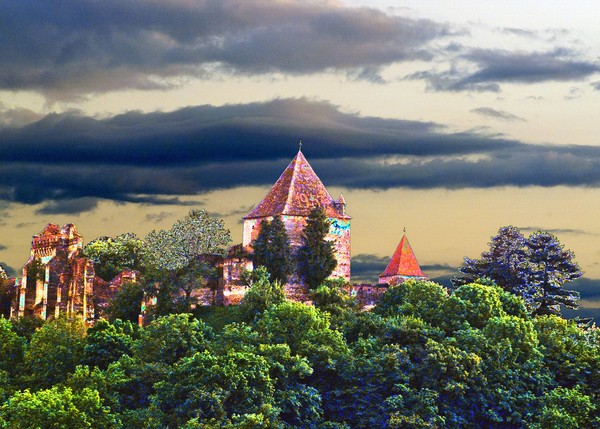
[299,139,302,152]
[379,235,425,280]
[244,150,350,220]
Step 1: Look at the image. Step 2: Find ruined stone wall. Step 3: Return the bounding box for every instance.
[18,224,96,322]
[348,283,388,309]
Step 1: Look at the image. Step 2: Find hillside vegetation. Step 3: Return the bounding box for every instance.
[0,272,599,428]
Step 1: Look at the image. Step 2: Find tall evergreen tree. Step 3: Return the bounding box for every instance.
[527,231,582,316]
[298,206,337,289]
[453,226,582,317]
[252,216,293,285]
[452,226,529,295]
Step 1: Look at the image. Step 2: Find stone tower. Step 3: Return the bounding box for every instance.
[243,149,350,299]
[16,224,95,321]
[379,234,426,286]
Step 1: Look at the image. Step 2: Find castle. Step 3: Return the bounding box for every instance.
[12,224,137,322]
[239,148,351,300]
[11,149,426,321]
[14,224,95,320]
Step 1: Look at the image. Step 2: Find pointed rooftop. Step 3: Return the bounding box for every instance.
[379,235,425,280]
[244,150,350,220]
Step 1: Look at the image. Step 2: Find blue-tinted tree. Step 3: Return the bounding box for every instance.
[452,226,529,296]
[453,226,582,317]
[526,231,582,316]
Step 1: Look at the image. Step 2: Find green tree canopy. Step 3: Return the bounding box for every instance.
[106,281,145,324]
[144,210,231,314]
[133,313,213,366]
[23,316,87,389]
[252,216,293,285]
[84,233,146,281]
[0,386,119,429]
[239,267,286,322]
[145,209,231,271]
[527,231,583,316]
[298,206,337,289]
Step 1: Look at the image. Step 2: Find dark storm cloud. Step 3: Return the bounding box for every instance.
[471,107,525,122]
[350,253,389,282]
[408,48,600,92]
[36,197,100,215]
[3,98,600,213]
[0,0,447,97]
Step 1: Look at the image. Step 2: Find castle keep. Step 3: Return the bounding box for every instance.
[16,224,95,320]
[241,149,351,299]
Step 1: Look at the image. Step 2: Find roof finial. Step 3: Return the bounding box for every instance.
[403,226,406,234]
[299,139,303,152]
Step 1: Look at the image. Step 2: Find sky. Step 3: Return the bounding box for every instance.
[2,0,600,317]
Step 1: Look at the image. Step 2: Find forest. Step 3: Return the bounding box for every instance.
[0,212,596,428]
[0,271,598,428]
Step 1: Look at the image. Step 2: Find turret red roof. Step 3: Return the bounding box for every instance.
[244,150,350,220]
[379,235,425,279]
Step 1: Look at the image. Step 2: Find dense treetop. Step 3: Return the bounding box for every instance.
[1,273,600,428]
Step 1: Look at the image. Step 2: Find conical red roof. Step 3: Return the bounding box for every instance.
[379,235,425,278]
[244,150,350,220]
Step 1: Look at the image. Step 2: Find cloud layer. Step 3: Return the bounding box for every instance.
[3,98,600,213]
[0,0,447,98]
[4,1,597,100]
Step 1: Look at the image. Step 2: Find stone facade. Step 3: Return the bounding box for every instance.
[240,149,351,300]
[16,224,96,321]
[13,224,142,322]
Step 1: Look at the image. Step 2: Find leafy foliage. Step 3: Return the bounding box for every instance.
[0,386,119,429]
[453,226,582,316]
[2,273,600,428]
[239,267,286,322]
[23,316,87,389]
[84,233,146,281]
[106,281,145,323]
[144,210,231,314]
[526,231,583,316]
[145,209,231,271]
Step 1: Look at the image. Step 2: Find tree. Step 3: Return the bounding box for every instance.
[0,386,120,429]
[252,216,293,285]
[84,233,146,281]
[239,267,286,322]
[0,277,14,319]
[452,226,529,295]
[83,319,137,370]
[133,313,213,366]
[23,316,87,388]
[145,209,231,271]
[145,210,231,313]
[0,318,25,385]
[527,231,582,316]
[106,281,145,323]
[298,206,337,289]
[152,349,278,428]
[453,226,582,316]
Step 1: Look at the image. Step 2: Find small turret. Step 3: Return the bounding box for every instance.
[335,194,346,215]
